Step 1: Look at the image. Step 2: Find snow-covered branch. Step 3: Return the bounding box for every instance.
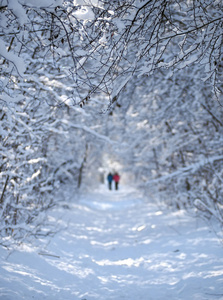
[145,155,223,185]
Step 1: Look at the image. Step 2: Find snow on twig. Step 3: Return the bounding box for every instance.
[0,38,26,77]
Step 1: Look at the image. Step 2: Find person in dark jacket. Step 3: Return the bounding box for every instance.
[113,172,120,190]
[107,172,113,190]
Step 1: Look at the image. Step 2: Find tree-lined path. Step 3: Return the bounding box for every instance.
[1,0,223,252]
[1,2,223,298]
[0,186,222,300]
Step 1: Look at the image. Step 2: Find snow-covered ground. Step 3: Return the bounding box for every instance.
[0,185,223,300]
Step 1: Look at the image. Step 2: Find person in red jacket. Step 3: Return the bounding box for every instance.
[113,172,120,190]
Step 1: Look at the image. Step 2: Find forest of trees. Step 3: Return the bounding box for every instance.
[0,0,222,245]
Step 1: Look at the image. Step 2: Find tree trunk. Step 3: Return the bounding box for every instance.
[77,144,88,188]
[0,175,9,204]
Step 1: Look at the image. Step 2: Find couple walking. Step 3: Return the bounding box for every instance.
[107,172,120,190]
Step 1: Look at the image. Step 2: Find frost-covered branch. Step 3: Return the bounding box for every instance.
[145,155,223,185]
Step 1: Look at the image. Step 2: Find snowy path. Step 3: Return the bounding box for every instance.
[0,185,223,300]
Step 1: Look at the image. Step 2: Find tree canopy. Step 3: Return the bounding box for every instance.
[1,0,222,107]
